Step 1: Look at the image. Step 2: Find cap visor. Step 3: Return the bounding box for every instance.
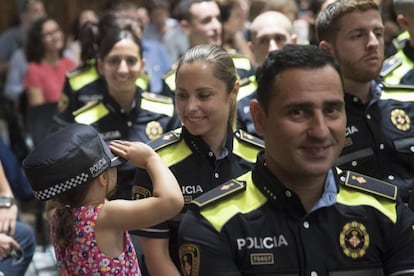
[110,155,126,167]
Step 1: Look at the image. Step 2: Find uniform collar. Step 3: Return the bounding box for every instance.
[182,124,233,160]
[252,151,338,214]
[99,76,143,114]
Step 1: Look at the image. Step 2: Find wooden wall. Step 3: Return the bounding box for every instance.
[0,0,151,35]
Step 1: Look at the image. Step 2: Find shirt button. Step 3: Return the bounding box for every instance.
[311,271,318,276]
[379,144,384,150]
[352,97,358,102]
[303,221,309,229]
[214,173,219,178]
[410,146,414,152]
[351,161,357,166]
[366,114,371,120]
[208,152,214,157]
[285,190,292,197]
[340,176,346,182]
[388,175,395,181]
[127,121,132,127]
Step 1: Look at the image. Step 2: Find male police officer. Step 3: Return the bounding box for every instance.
[317,0,414,205]
[177,44,414,276]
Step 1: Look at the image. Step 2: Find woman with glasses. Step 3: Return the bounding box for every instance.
[23,16,76,108]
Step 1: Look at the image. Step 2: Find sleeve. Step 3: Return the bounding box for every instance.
[23,64,42,90]
[53,77,78,125]
[178,209,241,276]
[3,49,27,102]
[384,202,414,275]
[130,167,170,238]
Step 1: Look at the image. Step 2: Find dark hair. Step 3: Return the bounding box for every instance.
[175,0,216,21]
[25,16,63,63]
[316,0,379,43]
[176,44,238,125]
[256,44,342,113]
[98,28,143,60]
[79,10,143,66]
[50,179,93,249]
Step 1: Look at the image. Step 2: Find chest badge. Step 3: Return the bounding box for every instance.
[391,109,410,131]
[339,221,369,259]
[146,121,163,140]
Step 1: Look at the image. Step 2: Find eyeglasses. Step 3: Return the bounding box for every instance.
[42,28,61,38]
[104,56,140,68]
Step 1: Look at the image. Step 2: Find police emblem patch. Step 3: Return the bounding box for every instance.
[57,93,69,113]
[179,244,200,276]
[339,221,369,259]
[391,109,410,131]
[146,121,163,140]
[132,186,151,200]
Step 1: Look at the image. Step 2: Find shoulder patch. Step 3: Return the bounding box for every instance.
[341,171,397,201]
[147,128,182,151]
[142,91,173,104]
[192,179,246,209]
[234,129,264,148]
[381,55,402,77]
[72,100,100,117]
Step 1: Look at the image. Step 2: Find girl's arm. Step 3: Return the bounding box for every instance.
[98,141,184,231]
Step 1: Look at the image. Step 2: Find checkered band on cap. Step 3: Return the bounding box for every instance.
[33,173,90,200]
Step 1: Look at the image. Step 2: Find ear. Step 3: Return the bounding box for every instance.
[180,20,191,36]
[250,99,265,137]
[97,59,104,75]
[397,14,408,29]
[290,34,298,45]
[319,40,334,56]
[97,171,108,187]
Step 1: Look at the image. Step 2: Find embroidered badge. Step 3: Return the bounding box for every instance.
[132,186,151,200]
[339,221,369,259]
[179,244,200,276]
[391,109,410,131]
[57,93,69,113]
[146,121,163,140]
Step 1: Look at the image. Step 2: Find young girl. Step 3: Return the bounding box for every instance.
[22,123,183,275]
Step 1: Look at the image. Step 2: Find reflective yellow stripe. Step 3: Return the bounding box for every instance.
[201,172,267,232]
[141,98,174,117]
[232,137,261,163]
[383,50,414,85]
[232,56,252,71]
[337,187,397,223]
[136,76,149,91]
[164,72,176,92]
[237,77,257,101]
[74,103,109,125]
[68,67,99,91]
[157,139,191,167]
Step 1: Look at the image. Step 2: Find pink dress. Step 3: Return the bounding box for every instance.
[50,204,141,275]
[23,57,76,103]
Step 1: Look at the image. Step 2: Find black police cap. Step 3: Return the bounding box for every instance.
[23,124,123,201]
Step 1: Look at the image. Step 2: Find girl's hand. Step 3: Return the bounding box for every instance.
[109,140,158,169]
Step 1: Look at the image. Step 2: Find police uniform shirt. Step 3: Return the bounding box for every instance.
[72,77,181,196]
[132,126,263,268]
[236,76,259,137]
[55,62,151,125]
[336,82,414,203]
[178,151,414,276]
[380,36,414,102]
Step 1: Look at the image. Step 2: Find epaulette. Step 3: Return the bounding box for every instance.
[234,129,264,148]
[192,179,246,209]
[72,100,100,117]
[392,31,409,50]
[380,55,402,77]
[147,129,182,151]
[142,91,173,104]
[340,170,397,201]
